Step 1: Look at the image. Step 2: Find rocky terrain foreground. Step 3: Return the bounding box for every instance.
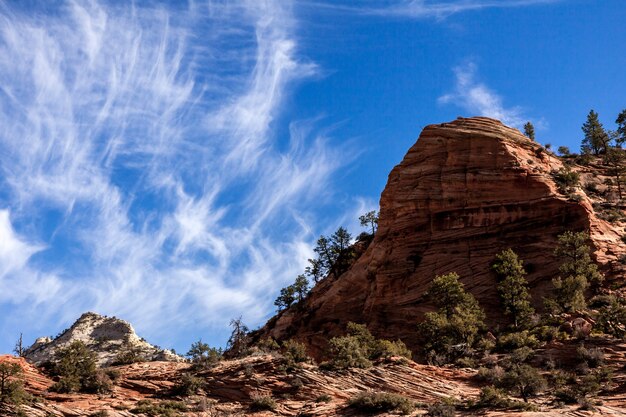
[2,344,626,416]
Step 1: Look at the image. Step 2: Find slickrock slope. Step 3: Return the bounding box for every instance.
[0,354,477,416]
[261,117,626,355]
[24,312,182,367]
[3,347,626,416]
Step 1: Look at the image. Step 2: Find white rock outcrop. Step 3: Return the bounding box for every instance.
[24,312,183,367]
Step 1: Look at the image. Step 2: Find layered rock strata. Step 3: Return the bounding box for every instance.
[261,117,626,354]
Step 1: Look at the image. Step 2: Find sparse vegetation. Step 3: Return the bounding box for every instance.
[172,373,204,396]
[130,400,187,417]
[349,392,414,415]
[249,394,277,411]
[315,394,332,403]
[577,345,604,368]
[113,343,146,365]
[552,167,580,194]
[475,385,533,410]
[426,399,456,417]
[496,331,539,351]
[256,337,280,353]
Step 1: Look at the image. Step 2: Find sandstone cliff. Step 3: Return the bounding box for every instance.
[260,117,626,355]
[24,312,182,367]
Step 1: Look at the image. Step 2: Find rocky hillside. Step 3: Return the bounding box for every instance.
[24,312,182,367]
[4,336,626,416]
[259,117,626,356]
[0,353,477,416]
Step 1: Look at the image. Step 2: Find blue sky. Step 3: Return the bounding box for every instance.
[0,0,624,354]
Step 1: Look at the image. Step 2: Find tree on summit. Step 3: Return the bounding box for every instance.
[523,122,535,141]
[581,110,609,155]
[359,210,379,235]
[226,317,250,358]
[616,109,626,146]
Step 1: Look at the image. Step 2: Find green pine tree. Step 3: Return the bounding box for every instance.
[292,274,310,302]
[418,272,485,362]
[492,249,535,329]
[359,210,379,234]
[547,231,603,313]
[616,109,626,146]
[523,122,535,141]
[581,110,609,155]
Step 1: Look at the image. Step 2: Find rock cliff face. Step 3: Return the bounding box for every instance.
[24,312,182,367]
[261,117,626,355]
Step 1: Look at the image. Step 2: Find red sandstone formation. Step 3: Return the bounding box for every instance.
[261,117,626,355]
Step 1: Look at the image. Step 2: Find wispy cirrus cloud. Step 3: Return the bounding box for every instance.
[438,61,526,128]
[369,0,560,19]
[304,0,560,19]
[0,0,348,350]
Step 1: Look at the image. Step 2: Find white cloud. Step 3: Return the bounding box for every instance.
[438,62,525,128]
[362,0,560,19]
[0,210,63,306]
[0,0,349,348]
[0,210,42,279]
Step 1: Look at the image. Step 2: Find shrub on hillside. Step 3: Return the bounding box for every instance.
[552,168,580,193]
[130,400,187,416]
[249,394,277,411]
[172,373,204,396]
[186,339,222,368]
[426,399,455,417]
[496,331,539,351]
[282,339,310,365]
[113,344,146,365]
[349,392,414,415]
[0,362,29,405]
[256,337,280,354]
[577,346,604,368]
[327,335,372,369]
[499,364,546,402]
[372,339,412,361]
[596,297,626,338]
[50,341,112,394]
[325,322,412,369]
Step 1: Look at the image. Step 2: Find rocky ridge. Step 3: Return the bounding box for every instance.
[4,340,626,416]
[24,312,182,367]
[260,117,626,356]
